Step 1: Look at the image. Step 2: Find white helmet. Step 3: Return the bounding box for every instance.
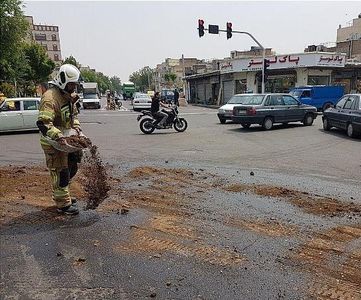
[54,64,81,90]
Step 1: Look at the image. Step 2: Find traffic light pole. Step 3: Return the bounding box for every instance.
[204,28,266,93]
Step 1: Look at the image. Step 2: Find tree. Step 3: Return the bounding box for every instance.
[0,0,29,82]
[80,69,112,94]
[63,55,80,68]
[23,42,55,84]
[129,66,154,92]
[110,76,122,94]
[164,73,177,87]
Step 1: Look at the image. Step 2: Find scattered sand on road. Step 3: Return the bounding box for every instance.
[1,164,360,298]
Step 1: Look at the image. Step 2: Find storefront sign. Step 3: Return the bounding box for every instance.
[220,53,346,73]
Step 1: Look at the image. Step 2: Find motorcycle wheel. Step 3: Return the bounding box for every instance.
[140,118,155,134]
[174,118,188,132]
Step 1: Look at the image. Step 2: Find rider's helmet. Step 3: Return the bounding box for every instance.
[53,64,81,90]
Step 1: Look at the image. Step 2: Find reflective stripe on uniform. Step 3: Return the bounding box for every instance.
[38,110,55,120]
[50,168,71,207]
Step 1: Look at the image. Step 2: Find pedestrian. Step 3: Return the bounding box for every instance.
[174,88,180,107]
[106,91,111,110]
[37,64,83,215]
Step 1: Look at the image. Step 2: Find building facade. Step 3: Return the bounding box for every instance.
[185,52,361,105]
[25,16,62,65]
[154,57,212,91]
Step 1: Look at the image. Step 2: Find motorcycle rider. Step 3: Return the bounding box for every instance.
[37,64,83,215]
[151,91,169,128]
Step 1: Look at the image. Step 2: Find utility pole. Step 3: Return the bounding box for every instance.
[198,21,266,93]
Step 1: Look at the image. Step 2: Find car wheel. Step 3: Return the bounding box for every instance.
[219,118,226,124]
[240,123,251,129]
[322,102,333,112]
[303,113,314,126]
[347,123,355,138]
[323,117,331,131]
[262,117,273,130]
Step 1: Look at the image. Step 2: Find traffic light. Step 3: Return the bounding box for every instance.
[263,59,270,82]
[198,19,205,37]
[263,59,270,72]
[226,22,232,39]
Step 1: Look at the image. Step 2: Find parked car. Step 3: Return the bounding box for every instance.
[290,85,344,112]
[322,94,361,138]
[231,94,317,130]
[0,98,40,132]
[132,93,152,111]
[218,94,247,124]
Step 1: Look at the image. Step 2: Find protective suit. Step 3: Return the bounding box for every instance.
[37,64,82,213]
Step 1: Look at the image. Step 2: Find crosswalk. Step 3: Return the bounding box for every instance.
[80,106,216,117]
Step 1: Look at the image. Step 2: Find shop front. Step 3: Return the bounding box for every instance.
[220,52,346,94]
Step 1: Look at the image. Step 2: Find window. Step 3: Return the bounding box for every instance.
[53,44,58,51]
[23,100,39,111]
[336,96,348,109]
[283,95,299,105]
[35,33,46,41]
[343,99,353,110]
[52,34,57,41]
[301,90,311,98]
[308,76,329,85]
[2,100,21,111]
[268,95,285,106]
[54,54,59,61]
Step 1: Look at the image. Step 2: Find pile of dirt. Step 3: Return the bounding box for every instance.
[224,183,361,217]
[0,165,84,225]
[81,145,111,210]
[65,135,92,148]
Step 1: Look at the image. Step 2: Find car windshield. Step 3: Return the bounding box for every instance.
[289,90,302,97]
[83,94,99,99]
[136,94,150,99]
[232,95,265,105]
[227,95,246,104]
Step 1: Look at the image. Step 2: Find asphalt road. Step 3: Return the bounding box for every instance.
[1,101,360,299]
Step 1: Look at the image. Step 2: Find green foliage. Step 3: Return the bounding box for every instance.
[0,82,16,97]
[81,69,115,94]
[164,73,177,83]
[63,55,80,68]
[110,76,122,93]
[129,66,154,92]
[23,42,55,83]
[0,0,29,81]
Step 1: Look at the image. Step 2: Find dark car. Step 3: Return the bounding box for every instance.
[231,94,317,130]
[322,94,361,138]
[161,89,175,104]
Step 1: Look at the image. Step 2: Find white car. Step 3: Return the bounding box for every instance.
[217,94,247,124]
[133,93,152,111]
[83,94,101,109]
[0,98,40,132]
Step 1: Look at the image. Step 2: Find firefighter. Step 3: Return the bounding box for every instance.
[37,64,83,215]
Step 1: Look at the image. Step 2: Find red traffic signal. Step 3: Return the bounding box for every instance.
[198,19,205,37]
[226,22,232,39]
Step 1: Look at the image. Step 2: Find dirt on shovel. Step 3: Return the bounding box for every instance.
[65,135,92,148]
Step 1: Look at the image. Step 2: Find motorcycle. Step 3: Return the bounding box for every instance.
[137,106,188,134]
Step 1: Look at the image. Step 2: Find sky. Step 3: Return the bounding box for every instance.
[23,1,361,81]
